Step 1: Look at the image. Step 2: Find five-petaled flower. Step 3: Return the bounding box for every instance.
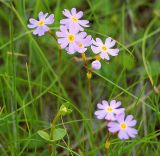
[76,32,92,53]
[91,37,119,60]
[108,113,138,140]
[56,25,79,54]
[94,100,125,121]
[60,8,89,31]
[28,11,54,36]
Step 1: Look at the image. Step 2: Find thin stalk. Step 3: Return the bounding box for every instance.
[105,132,110,156]
[50,111,61,139]
[9,4,18,154]
[49,111,61,155]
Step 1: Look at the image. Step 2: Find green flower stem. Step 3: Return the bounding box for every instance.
[50,111,61,139]
[105,131,110,156]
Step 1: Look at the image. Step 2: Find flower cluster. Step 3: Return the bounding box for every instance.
[27,8,120,70]
[94,100,138,140]
[56,8,92,54]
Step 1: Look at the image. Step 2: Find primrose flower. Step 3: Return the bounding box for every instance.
[92,60,101,70]
[76,32,92,53]
[60,8,89,31]
[108,113,138,140]
[56,25,79,54]
[94,100,125,121]
[28,11,54,36]
[91,37,119,60]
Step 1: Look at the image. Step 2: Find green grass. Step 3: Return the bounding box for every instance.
[0,0,160,155]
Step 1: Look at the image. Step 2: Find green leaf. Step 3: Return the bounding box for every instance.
[50,128,66,142]
[37,130,50,141]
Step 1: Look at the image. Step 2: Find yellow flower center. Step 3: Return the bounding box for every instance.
[38,20,44,26]
[105,107,113,112]
[78,43,83,48]
[120,123,127,129]
[101,45,108,51]
[71,16,78,22]
[67,34,75,42]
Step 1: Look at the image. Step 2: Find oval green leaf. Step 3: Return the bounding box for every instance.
[37,130,50,141]
[50,128,66,142]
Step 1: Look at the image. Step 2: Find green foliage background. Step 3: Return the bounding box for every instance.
[0,0,160,155]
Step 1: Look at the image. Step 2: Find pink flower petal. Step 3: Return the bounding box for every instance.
[108,49,119,56]
[108,122,120,133]
[63,9,72,18]
[60,41,69,49]
[33,27,45,36]
[116,113,125,123]
[69,43,74,52]
[29,18,38,25]
[97,103,105,109]
[27,24,37,28]
[102,100,109,107]
[95,38,103,46]
[100,51,110,60]
[127,127,138,138]
[118,130,129,140]
[38,12,47,20]
[105,37,116,48]
[114,108,125,115]
[45,14,54,24]
[94,110,106,116]
[71,8,77,15]
[78,20,89,27]
[110,100,116,107]
[105,113,116,121]
[75,11,83,18]
[42,25,49,32]
[60,19,70,25]
[127,119,137,127]
[111,101,121,108]
[91,45,100,54]
[56,31,67,38]
[125,115,133,123]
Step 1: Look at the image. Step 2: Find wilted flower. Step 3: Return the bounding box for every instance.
[94,100,125,121]
[91,37,119,60]
[56,25,79,54]
[76,32,92,53]
[28,11,54,36]
[108,113,138,140]
[60,8,89,31]
[91,60,101,70]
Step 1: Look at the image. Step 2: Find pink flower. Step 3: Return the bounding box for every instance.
[92,60,101,70]
[56,25,79,54]
[108,113,138,140]
[60,8,89,31]
[75,32,92,53]
[91,37,119,60]
[28,11,54,36]
[94,100,125,121]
